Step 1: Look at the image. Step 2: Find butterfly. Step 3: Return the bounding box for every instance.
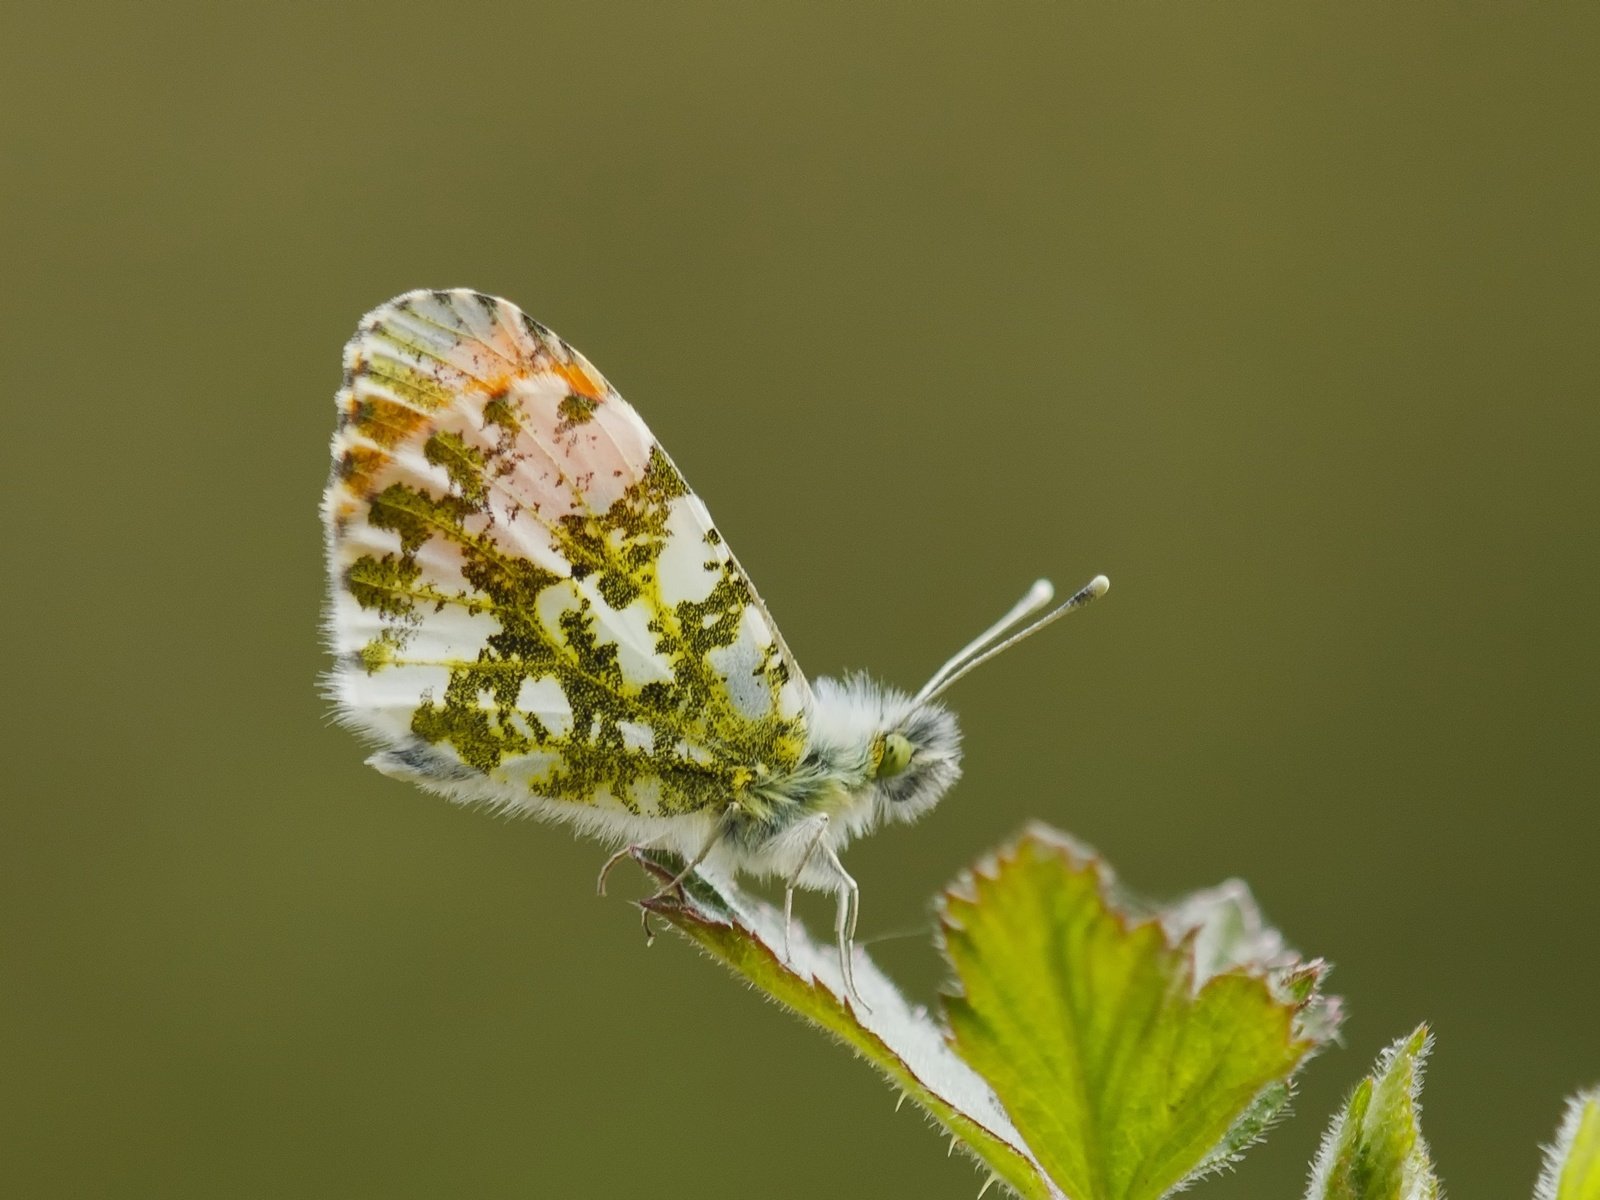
[322,289,1107,1003]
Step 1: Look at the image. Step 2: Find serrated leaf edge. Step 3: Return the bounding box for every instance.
[935,823,1338,1200]
[935,823,1335,1035]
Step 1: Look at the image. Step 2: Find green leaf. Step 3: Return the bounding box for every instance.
[633,849,1060,1200]
[1536,1088,1600,1200]
[630,825,1336,1199]
[1306,1025,1441,1200]
[940,826,1337,1200]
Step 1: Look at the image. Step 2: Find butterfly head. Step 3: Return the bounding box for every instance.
[867,697,963,825]
[805,676,963,828]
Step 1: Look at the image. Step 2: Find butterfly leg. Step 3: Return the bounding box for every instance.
[818,842,867,1011]
[650,803,737,900]
[781,814,833,961]
[782,888,794,960]
[594,843,668,946]
[596,842,656,896]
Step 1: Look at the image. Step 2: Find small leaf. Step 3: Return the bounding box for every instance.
[633,850,1061,1200]
[1306,1025,1441,1200]
[939,826,1338,1200]
[1536,1088,1600,1200]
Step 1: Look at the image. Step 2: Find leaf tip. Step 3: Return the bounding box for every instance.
[1305,1023,1441,1200]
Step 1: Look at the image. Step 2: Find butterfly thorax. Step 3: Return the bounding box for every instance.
[729,675,962,850]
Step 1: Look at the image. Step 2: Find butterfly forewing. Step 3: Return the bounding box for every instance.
[323,289,807,819]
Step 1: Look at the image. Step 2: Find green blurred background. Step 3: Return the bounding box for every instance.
[4,2,1596,1196]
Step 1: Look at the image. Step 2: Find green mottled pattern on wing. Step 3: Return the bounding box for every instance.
[324,290,807,818]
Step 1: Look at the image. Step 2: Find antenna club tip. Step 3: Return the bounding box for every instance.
[1029,578,1055,603]
[1088,574,1110,598]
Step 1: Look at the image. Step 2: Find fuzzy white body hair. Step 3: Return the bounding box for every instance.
[797,675,962,839]
[717,673,963,890]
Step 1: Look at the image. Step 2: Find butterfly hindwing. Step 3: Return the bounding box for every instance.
[323,289,807,821]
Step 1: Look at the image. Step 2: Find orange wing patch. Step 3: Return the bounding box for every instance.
[551,358,606,402]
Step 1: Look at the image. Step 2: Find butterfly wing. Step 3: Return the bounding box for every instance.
[323,289,808,822]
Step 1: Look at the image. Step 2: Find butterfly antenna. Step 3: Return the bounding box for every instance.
[914,575,1109,704]
[914,579,1055,702]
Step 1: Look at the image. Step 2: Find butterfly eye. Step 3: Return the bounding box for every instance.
[875,733,913,779]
